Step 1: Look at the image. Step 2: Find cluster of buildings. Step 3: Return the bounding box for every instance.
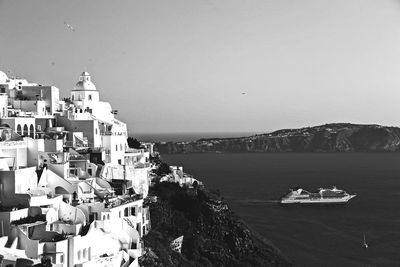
[0,70,155,266]
[160,166,203,189]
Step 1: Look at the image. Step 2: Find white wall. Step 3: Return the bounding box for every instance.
[27,138,44,167]
[14,167,38,194]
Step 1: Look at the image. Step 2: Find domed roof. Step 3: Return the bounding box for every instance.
[74,81,97,91]
[0,71,9,83]
[73,71,97,91]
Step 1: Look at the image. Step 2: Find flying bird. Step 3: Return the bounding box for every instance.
[64,21,75,32]
[241,92,246,95]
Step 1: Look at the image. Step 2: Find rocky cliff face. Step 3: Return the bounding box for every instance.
[140,182,292,266]
[155,123,400,153]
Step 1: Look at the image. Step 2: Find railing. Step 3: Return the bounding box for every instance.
[64,140,89,148]
[100,132,125,136]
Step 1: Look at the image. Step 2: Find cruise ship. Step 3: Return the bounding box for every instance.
[280,186,356,204]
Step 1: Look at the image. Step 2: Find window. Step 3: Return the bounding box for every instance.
[72,95,74,101]
[29,124,34,138]
[77,250,81,260]
[23,124,28,136]
[60,254,64,263]
[131,207,136,216]
[95,128,98,135]
[83,248,87,258]
[16,124,21,135]
[116,145,118,151]
[88,94,92,100]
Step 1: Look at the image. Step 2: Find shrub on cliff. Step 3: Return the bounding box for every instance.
[153,162,172,176]
[127,137,143,149]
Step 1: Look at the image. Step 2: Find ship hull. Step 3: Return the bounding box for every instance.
[281,195,356,204]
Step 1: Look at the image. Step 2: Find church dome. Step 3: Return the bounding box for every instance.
[0,71,9,84]
[73,71,97,91]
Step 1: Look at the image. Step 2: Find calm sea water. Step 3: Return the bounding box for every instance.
[162,153,400,267]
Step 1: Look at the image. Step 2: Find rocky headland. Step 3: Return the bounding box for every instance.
[140,163,292,267]
[155,123,400,154]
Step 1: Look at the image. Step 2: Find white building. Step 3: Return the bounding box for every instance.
[0,69,152,266]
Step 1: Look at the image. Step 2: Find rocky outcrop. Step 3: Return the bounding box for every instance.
[140,182,292,267]
[155,123,400,153]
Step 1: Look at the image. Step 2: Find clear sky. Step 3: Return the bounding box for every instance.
[1,0,400,134]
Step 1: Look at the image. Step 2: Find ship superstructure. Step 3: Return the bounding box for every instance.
[281,186,356,204]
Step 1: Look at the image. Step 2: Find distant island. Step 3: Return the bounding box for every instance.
[155,123,400,153]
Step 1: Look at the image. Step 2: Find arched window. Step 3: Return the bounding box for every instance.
[29,124,34,138]
[16,124,22,135]
[88,94,92,100]
[23,124,28,136]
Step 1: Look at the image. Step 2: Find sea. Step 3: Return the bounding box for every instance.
[137,133,400,267]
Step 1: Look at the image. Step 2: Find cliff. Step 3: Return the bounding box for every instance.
[140,182,292,267]
[155,123,400,153]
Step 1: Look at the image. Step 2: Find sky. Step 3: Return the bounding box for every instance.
[1,0,400,134]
